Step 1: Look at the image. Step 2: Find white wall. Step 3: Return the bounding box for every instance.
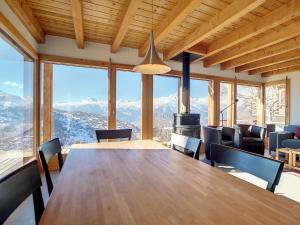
[38,35,262,82]
[0,1,38,50]
[262,71,300,125]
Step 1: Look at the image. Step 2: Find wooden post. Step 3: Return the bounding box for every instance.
[141,74,153,139]
[285,78,291,125]
[258,83,265,126]
[233,80,237,125]
[43,63,53,142]
[208,79,220,126]
[33,58,41,156]
[108,61,116,129]
[226,82,234,127]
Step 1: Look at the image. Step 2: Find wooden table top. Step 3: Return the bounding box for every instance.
[39,140,300,225]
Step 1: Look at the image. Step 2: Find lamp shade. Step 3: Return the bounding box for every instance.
[133,31,171,74]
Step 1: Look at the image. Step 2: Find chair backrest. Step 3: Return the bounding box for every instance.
[0,160,44,224]
[202,126,222,160]
[39,138,64,195]
[170,133,201,160]
[95,129,132,142]
[210,144,284,192]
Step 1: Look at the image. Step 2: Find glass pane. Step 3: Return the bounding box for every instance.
[116,70,141,140]
[190,79,209,126]
[265,83,286,125]
[237,84,260,124]
[0,37,34,166]
[220,82,233,127]
[53,65,108,149]
[153,75,178,143]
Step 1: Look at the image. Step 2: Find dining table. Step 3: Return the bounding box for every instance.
[39,140,300,225]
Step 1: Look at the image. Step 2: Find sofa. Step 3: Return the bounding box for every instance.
[269,125,300,153]
[203,126,235,160]
[234,124,266,155]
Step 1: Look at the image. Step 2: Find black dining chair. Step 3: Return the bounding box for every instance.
[39,138,64,196]
[95,129,132,142]
[210,143,284,192]
[0,160,44,225]
[170,133,201,160]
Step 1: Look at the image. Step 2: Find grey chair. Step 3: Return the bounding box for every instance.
[210,144,284,192]
[269,125,300,154]
[234,124,266,155]
[202,126,222,160]
[170,133,201,160]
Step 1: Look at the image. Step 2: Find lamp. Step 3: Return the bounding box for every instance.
[133,0,171,75]
[220,99,239,127]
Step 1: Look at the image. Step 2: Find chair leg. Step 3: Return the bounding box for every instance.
[33,188,45,224]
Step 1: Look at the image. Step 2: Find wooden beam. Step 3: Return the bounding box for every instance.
[33,58,40,156]
[204,0,300,58]
[224,37,300,71]
[205,21,300,68]
[141,74,153,139]
[71,0,84,49]
[108,62,116,129]
[5,0,45,43]
[0,12,37,59]
[185,43,207,55]
[249,58,300,75]
[262,65,300,77]
[111,0,142,53]
[236,47,300,72]
[138,0,201,57]
[208,80,220,126]
[163,0,265,60]
[43,63,53,142]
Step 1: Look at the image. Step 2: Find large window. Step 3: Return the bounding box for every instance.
[265,82,286,125]
[237,84,260,124]
[153,75,178,143]
[52,65,108,149]
[0,37,34,161]
[190,79,209,126]
[220,82,234,127]
[116,70,141,140]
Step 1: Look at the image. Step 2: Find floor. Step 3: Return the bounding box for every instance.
[3,152,300,225]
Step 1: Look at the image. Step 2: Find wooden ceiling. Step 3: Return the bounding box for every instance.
[5,0,300,77]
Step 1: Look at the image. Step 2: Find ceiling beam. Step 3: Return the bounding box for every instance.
[262,65,300,77]
[203,0,300,58]
[224,36,300,71]
[185,43,207,55]
[111,0,142,53]
[138,0,201,57]
[5,0,45,43]
[236,48,300,72]
[163,0,265,60]
[71,0,84,49]
[204,21,300,68]
[249,58,300,75]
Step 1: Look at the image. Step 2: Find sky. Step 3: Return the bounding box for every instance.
[0,36,209,103]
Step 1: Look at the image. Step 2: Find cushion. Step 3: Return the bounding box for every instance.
[282,139,300,149]
[295,128,300,139]
[250,125,262,138]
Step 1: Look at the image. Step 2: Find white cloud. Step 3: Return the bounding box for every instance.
[2,81,22,89]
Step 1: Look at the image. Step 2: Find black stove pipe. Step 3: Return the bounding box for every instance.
[180,52,190,114]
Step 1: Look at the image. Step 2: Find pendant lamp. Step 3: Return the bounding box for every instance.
[133,1,171,74]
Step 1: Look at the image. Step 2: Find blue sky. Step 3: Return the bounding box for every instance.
[1,36,209,102]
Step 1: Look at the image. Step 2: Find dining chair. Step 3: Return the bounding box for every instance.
[95,129,132,142]
[170,133,201,160]
[210,143,284,192]
[39,138,64,196]
[0,160,44,225]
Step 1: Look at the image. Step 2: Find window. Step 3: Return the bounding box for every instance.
[220,82,234,127]
[265,82,286,125]
[236,84,260,124]
[116,70,141,140]
[153,75,178,143]
[0,37,34,161]
[52,65,108,149]
[190,79,209,126]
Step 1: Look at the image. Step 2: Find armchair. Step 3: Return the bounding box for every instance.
[234,124,266,155]
[269,125,300,153]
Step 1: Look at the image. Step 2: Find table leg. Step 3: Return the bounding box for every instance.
[275,149,279,160]
[288,150,292,169]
